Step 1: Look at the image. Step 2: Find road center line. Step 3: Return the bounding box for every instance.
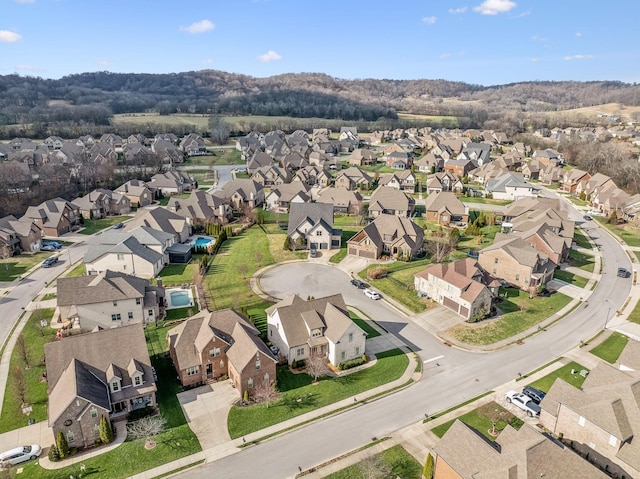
[423,355,444,364]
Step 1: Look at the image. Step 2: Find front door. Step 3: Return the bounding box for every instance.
[206,363,213,376]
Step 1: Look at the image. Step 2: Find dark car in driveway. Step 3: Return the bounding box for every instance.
[522,385,546,404]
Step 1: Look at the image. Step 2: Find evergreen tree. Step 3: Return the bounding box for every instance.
[56,431,69,459]
[99,415,114,444]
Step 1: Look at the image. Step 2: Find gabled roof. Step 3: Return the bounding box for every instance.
[123,207,188,238]
[84,235,163,264]
[485,173,536,193]
[481,236,549,268]
[317,187,363,208]
[423,191,466,216]
[287,202,334,235]
[369,186,414,213]
[57,270,148,306]
[416,258,489,303]
[350,215,424,252]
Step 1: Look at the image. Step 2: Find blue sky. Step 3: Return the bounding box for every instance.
[1,0,639,86]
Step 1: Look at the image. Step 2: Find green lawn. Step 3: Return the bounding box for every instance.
[0,308,56,433]
[572,229,592,249]
[182,149,243,166]
[566,196,588,207]
[158,193,190,207]
[0,251,53,282]
[325,445,422,479]
[164,305,198,322]
[460,196,512,206]
[446,290,572,345]
[227,348,408,438]
[145,323,174,357]
[41,293,56,301]
[431,401,523,440]
[78,215,133,235]
[635,251,640,262]
[64,262,86,278]
[329,215,363,264]
[568,249,595,272]
[158,256,201,286]
[206,226,276,311]
[528,361,588,393]
[629,299,640,324]
[590,332,629,364]
[553,269,588,288]
[349,311,381,339]
[595,218,640,247]
[247,300,275,338]
[359,259,432,313]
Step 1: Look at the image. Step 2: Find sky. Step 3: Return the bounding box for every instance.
[1,0,639,86]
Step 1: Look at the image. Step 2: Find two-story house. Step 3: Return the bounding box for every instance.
[287,202,342,251]
[347,215,424,260]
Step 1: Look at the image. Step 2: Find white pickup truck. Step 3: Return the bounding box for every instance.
[505,390,541,417]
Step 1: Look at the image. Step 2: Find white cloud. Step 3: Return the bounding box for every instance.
[530,34,547,42]
[14,0,35,3]
[180,19,215,34]
[15,64,41,71]
[0,30,22,42]
[576,32,582,37]
[516,9,531,17]
[440,53,452,59]
[473,0,517,15]
[530,57,540,62]
[448,6,468,14]
[422,16,437,25]
[563,54,593,61]
[95,60,109,67]
[201,58,213,65]
[257,50,282,63]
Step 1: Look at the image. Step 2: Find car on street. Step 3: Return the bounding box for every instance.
[505,390,541,417]
[42,257,59,268]
[40,244,55,252]
[112,222,124,229]
[0,445,42,466]
[42,241,61,249]
[583,215,592,221]
[617,267,630,278]
[522,385,546,404]
[364,289,381,300]
[351,279,366,289]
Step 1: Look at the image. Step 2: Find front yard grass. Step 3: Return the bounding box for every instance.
[0,251,53,282]
[325,444,422,479]
[595,218,640,247]
[78,215,133,235]
[359,259,432,313]
[349,311,381,339]
[445,290,572,346]
[528,361,588,393]
[572,229,592,249]
[227,348,409,438]
[568,249,595,272]
[329,215,363,264]
[460,196,512,206]
[590,331,629,364]
[431,401,523,440]
[553,269,588,288]
[64,261,86,278]
[0,308,56,433]
[628,299,640,324]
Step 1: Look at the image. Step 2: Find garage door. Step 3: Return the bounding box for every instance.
[359,250,375,259]
[442,296,460,313]
[348,248,357,255]
[459,306,469,318]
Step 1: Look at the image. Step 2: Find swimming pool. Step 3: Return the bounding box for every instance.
[193,236,215,248]
[166,288,195,309]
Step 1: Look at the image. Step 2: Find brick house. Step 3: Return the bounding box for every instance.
[347,215,424,260]
[368,186,415,218]
[423,192,468,226]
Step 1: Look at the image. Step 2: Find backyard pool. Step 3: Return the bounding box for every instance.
[191,236,215,248]
[166,288,195,309]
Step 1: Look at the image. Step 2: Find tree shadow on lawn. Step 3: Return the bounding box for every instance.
[279,392,318,412]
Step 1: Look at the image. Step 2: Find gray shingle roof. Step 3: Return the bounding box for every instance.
[57,270,148,306]
[287,202,335,235]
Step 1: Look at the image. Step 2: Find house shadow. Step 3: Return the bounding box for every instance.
[373,320,422,353]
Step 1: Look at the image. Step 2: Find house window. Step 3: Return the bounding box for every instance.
[247,378,253,389]
[494,258,499,264]
[256,358,261,370]
[67,431,75,442]
[296,347,305,357]
[90,408,97,418]
[112,381,120,392]
[355,346,361,356]
[515,274,520,281]
[117,254,124,260]
[492,268,497,274]
[136,298,141,305]
[128,312,133,319]
[316,230,322,236]
[264,373,270,382]
[111,314,121,321]
[209,348,221,358]
[134,376,141,386]
[186,366,199,376]
[143,193,148,199]
[349,333,353,343]
[113,301,118,307]
[609,435,617,447]
[219,360,224,368]
[578,415,585,427]
[92,424,100,435]
[148,309,153,317]
[341,351,346,361]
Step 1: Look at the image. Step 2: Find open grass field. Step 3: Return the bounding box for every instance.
[528,361,588,393]
[431,400,523,440]
[0,251,53,282]
[324,444,422,479]
[358,258,432,313]
[590,331,629,364]
[227,348,408,438]
[446,290,572,345]
[0,308,56,433]
[543,103,640,123]
[182,148,243,166]
[78,215,132,235]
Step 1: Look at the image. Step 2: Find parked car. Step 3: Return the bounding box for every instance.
[40,244,55,252]
[112,222,124,229]
[42,257,59,268]
[0,445,42,466]
[351,279,366,289]
[617,267,630,278]
[505,390,541,417]
[42,241,61,249]
[522,385,546,404]
[309,248,318,258]
[583,215,592,221]
[364,289,381,300]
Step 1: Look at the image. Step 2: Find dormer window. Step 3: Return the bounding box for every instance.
[111,381,120,392]
[134,375,142,386]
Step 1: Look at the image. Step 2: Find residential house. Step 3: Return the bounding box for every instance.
[84,235,165,278]
[339,127,360,149]
[127,133,149,146]
[414,259,496,320]
[0,224,20,257]
[287,202,341,250]
[576,172,616,201]
[458,142,491,165]
[433,420,608,479]
[22,197,80,237]
[384,151,412,169]
[213,179,264,211]
[45,325,157,449]
[538,164,564,185]
[347,215,424,260]
[124,207,191,243]
[562,168,591,194]
[89,142,118,165]
[247,151,275,174]
[521,160,540,180]
[293,165,331,188]
[100,133,124,149]
[0,215,42,253]
[265,182,312,212]
[484,173,539,201]
[316,187,363,214]
[251,165,290,188]
[98,226,176,265]
[478,236,555,290]
[266,294,366,367]
[334,167,373,191]
[622,194,640,224]
[425,172,463,195]
[72,189,131,219]
[539,353,640,479]
[348,148,377,167]
[180,133,208,156]
[423,192,468,226]
[167,309,276,399]
[149,170,195,196]
[167,190,233,225]
[55,270,164,331]
[444,158,475,178]
[414,152,445,173]
[368,187,415,218]
[43,136,64,150]
[378,171,416,192]
[115,179,153,207]
[280,152,308,170]
[532,148,563,166]
[151,138,184,165]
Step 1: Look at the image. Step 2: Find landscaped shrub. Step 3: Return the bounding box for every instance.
[55,431,69,459]
[367,267,388,280]
[99,415,113,444]
[47,444,60,462]
[291,359,297,369]
[338,356,367,370]
[423,453,434,479]
[126,406,155,422]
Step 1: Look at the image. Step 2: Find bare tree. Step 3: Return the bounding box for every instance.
[424,229,453,264]
[238,263,249,280]
[16,334,30,368]
[208,116,230,145]
[359,454,391,479]
[11,365,26,407]
[127,415,167,449]
[305,351,330,382]
[255,251,263,267]
[251,380,280,408]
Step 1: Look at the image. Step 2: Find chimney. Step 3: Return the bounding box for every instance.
[124,184,128,193]
[156,277,163,288]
